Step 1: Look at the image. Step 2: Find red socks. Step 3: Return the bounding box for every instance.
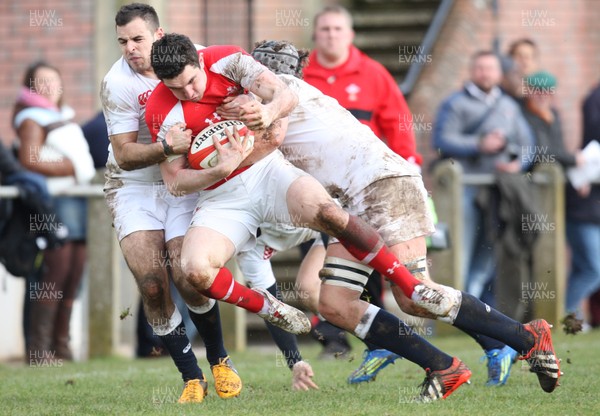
[337,215,421,297]
[202,267,264,313]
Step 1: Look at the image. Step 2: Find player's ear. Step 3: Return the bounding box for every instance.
[198,53,205,69]
[155,27,165,40]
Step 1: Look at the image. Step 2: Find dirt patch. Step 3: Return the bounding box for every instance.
[561,312,583,335]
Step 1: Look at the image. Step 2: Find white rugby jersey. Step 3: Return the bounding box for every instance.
[278,74,420,207]
[101,56,162,185]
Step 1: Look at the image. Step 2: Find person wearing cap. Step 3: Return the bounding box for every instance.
[520,71,583,170]
[520,71,600,327]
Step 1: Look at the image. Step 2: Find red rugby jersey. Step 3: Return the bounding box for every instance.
[146,45,254,144]
[146,45,265,186]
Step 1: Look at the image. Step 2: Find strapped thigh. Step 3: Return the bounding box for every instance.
[319,257,374,292]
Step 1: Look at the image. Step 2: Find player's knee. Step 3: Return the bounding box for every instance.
[313,202,346,235]
[182,259,216,291]
[139,275,166,306]
[317,298,338,324]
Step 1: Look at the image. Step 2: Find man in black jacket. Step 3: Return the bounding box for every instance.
[565,84,600,321]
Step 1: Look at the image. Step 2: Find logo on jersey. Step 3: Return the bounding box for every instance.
[263,246,276,260]
[346,83,360,102]
[204,112,222,125]
[138,89,152,107]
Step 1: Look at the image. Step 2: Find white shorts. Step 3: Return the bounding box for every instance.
[345,176,435,246]
[105,183,197,242]
[236,223,321,289]
[190,151,309,254]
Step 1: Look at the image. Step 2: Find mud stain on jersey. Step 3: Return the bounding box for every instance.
[100,80,118,112]
[104,161,124,191]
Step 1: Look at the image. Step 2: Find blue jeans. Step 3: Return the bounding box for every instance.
[566,219,600,314]
[462,185,496,299]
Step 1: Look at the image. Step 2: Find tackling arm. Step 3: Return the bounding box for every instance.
[240,70,298,129]
[110,123,193,171]
[159,128,254,195]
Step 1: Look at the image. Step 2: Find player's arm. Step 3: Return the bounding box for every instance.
[240,70,298,129]
[160,128,253,195]
[109,123,191,171]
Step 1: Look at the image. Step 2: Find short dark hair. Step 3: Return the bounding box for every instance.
[115,3,159,31]
[508,38,538,57]
[151,33,199,80]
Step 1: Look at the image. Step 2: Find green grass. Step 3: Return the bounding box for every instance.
[2,330,600,416]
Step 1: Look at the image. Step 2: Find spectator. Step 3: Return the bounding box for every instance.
[520,71,583,171]
[502,38,541,100]
[12,61,95,361]
[433,51,534,302]
[564,82,600,324]
[300,5,416,376]
[303,5,421,166]
[511,71,583,321]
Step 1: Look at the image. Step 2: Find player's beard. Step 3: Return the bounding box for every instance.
[129,57,151,74]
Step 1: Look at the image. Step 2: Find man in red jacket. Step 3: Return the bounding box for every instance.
[303,5,421,383]
[303,5,421,166]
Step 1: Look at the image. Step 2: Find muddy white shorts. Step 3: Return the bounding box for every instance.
[349,176,435,246]
[105,182,198,242]
[189,151,310,254]
[236,222,321,289]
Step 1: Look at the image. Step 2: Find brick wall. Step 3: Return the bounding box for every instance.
[410,0,600,173]
[166,0,314,53]
[0,0,95,146]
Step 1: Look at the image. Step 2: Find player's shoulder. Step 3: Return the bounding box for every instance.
[146,82,178,114]
[102,57,134,87]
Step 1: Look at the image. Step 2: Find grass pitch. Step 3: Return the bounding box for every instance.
[1,329,599,416]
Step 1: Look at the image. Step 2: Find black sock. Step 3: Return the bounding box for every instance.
[364,340,380,351]
[364,309,453,371]
[264,284,302,368]
[158,320,203,381]
[188,301,227,367]
[453,292,534,354]
[461,329,506,352]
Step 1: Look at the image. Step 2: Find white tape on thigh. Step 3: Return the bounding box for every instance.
[150,307,183,336]
[319,257,374,292]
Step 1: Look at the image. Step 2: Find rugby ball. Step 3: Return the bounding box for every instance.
[188,120,254,170]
